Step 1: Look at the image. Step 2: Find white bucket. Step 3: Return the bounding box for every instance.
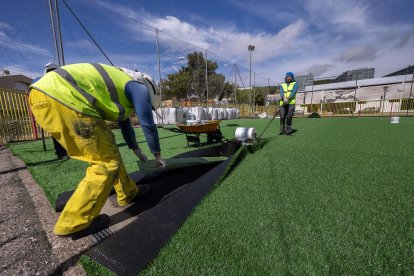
[390,116,400,124]
[235,127,257,143]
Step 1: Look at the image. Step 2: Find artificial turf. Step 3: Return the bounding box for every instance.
[8,117,414,274]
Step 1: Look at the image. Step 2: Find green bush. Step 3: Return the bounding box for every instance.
[308,112,321,118]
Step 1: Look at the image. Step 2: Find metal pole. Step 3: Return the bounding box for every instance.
[406,73,414,116]
[352,74,359,117]
[249,50,252,117]
[381,86,387,116]
[205,49,208,108]
[267,78,270,116]
[54,0,65,65]
[155,29,164,125]
[310,83,314,113]
[253,72,256,115]
[48,0,59,65]
[234,64,237,104]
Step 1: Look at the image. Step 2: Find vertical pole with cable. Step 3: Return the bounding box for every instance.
[205,49,209,108]
[249,49,252,117]
[48,0,59,65]
[253,72,256,116]
[234,64,237,104]
[155,29,164,125]
[54,0,65,66]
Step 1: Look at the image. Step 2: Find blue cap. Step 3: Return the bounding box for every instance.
[285,72,294,77]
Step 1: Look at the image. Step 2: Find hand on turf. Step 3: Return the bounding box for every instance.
[134,148,148,162]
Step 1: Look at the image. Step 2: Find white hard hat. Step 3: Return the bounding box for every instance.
[44,62,59,74]
[119,68,157,110]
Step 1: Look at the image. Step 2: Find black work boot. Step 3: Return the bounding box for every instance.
[279,125,286,135]
[59,214,110,240]
[286,126,293,135]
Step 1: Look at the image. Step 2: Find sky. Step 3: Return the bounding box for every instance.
[0,0,414,85]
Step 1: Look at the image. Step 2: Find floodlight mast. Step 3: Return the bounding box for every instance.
[248,45,255,117]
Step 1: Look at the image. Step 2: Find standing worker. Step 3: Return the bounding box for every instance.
[279,72,298,135]
[44,62,69,160]
[29,63,165,238]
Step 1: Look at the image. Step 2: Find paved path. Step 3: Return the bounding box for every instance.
[0,145,91,275]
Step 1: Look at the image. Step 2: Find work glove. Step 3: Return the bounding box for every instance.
[283,97,289,105]
[155,155,166,168]
[134,148,148,162]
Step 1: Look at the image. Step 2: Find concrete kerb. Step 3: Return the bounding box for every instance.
[8,147,92,275]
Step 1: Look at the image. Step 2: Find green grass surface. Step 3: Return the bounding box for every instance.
[9,117,414,274]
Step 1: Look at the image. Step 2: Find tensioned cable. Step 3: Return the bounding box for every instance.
[86,0,278,82]
[217,65,236,101]
[61,0,114,66]
[0,0,44,62]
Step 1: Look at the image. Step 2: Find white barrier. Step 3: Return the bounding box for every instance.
[152,107,240,125]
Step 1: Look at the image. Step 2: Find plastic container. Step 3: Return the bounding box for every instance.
[390,116,400,124]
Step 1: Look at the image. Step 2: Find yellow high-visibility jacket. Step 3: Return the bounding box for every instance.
[31,63,134,121]
[279,81,297,106]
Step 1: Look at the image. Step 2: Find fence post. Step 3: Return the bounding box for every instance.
[26,93,38,140]
[406,73,413,117]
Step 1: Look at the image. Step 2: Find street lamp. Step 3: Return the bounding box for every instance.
[248,45,255,116]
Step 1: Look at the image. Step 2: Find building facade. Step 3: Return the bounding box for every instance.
[295,73,314,91]
[334,68,375,83]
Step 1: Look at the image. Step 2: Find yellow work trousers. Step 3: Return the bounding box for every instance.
[29,89,138,235]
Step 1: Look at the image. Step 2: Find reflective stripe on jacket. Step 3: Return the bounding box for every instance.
[31,63,134,121]
[279,82,297,106]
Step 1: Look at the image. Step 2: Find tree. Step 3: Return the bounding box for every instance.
[160,51,227,101]
[255,92,265,106]
[161,70,190,100]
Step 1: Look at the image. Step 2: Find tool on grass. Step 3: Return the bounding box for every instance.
[257,106,281,140]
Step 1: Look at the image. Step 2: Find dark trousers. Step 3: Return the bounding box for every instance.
[52,137,68,159]
[279,104,295,132]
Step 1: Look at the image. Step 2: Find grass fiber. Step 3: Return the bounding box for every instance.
[8,117,414,275]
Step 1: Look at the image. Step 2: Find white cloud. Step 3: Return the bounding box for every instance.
[65,39,97,51]
[0,21,13,31]
[339,46,378,63]
[84,0,414,83]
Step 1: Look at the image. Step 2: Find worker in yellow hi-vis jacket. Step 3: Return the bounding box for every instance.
[279,72,299,135]
[29,63,165,238]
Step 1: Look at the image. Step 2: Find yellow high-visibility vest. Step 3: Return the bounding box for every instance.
[279,81,297,106]
[31,63,134,121]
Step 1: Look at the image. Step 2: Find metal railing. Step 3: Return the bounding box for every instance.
[1,89,413,144]
[0,89,43,145]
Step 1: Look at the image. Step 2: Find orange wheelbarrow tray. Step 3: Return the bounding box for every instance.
[176,120,221,133]
[176,120,222,147]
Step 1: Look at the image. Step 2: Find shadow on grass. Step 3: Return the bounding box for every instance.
[25,158,70,167]
[117,133,184,148]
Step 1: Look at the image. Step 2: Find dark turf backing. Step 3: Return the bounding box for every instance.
[85,141,241,275]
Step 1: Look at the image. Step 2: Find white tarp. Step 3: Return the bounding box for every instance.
[296,82,412,104]
[153,107,240,125]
